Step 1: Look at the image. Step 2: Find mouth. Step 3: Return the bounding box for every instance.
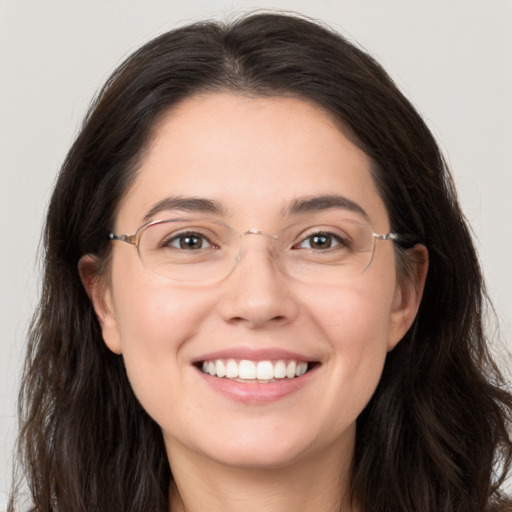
[196,358,316,383]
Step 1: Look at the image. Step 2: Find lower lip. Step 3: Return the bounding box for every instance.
[196,366,317,404]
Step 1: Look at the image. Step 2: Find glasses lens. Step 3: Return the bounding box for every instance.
[139,218,237,282]
[138,217,377,283]
[281,218,376,282]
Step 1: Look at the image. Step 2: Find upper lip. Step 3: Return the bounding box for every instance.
[191,346,319,364]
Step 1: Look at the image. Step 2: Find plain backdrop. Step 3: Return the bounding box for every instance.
[1,0,511,507]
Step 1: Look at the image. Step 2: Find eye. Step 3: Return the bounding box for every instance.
[296,232,345,250]
[164,231,214,250]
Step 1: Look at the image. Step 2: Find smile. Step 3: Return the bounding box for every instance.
[200,359,309,382]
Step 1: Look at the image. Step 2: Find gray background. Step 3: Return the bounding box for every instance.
[1,0,511,507]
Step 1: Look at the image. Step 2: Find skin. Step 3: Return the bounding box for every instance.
[81,92,427,512]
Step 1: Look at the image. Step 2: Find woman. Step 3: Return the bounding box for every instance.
[9,12,512,512]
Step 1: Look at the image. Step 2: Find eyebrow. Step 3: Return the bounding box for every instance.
[283,194,369,221]
[143,193,369,223]
[143,196,228,222]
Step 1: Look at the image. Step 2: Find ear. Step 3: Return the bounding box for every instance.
[387,244,428,351]
[78,255,122,354]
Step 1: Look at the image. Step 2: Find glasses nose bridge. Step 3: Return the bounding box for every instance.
[234,228,280,263]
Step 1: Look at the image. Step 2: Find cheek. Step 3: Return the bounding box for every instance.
[109,268,215,407]
[306,275,395,347]
[110,246,215,353]
[115,285,189,353]
[303,277,396,405]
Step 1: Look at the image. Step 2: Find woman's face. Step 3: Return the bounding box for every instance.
[90,93,421,472]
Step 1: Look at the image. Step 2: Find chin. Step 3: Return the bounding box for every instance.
[184,420,347,471]
[205,441,309,470]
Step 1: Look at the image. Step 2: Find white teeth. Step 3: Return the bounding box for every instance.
[274,360,287,379]
[226,359,239,378]
[239,360,256,379]
[256,361,274,380]
[215,360,226,378]
[296,362,308,377]
[200,358,310,381]
[286,361,297,379]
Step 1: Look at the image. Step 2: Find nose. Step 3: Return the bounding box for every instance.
[217,234,299,329]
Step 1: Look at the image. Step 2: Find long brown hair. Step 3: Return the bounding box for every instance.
[10,12,512,512]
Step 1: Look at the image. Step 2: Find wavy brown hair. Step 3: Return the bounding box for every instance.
[9,12,512,512]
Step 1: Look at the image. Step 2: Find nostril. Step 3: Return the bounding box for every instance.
[227,314,287,327]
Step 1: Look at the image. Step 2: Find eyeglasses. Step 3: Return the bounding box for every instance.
[109,216,398,284]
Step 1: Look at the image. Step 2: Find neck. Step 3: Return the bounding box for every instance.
[167,437,356,512]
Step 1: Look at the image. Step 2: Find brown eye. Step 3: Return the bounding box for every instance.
[298,232,342,250]
[166,232,212,250]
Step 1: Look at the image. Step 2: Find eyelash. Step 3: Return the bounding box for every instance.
[163,231,216,250]
[161,229,349,252]
[293,231,348,251]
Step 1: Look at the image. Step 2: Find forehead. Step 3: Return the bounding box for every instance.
[117,92,388,230]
